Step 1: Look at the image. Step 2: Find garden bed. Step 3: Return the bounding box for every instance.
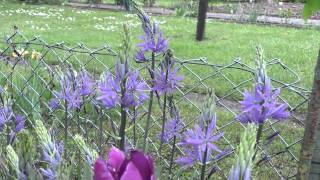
[67,2,320,28]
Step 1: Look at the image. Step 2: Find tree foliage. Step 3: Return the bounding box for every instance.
[303,0,320,19]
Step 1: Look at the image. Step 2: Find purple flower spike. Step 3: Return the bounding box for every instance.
[136,50,147,62]
[123,71,149,107]
[94,146,156,180]
[55,74,82,110]
[49,98,60,111]
[40,141,64,180]
[153,66,183,95]
[237,78,290,125]
[97,62,149,109]
[177,115,223,166]
[0,106,13,132]
[14,114,25,133]
[78,69,95,97]
[160,115,184,143]
[97,72,121,109]
[136,22,168,62]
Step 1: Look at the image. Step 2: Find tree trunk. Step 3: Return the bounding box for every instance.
[310,86,320,179]
[196,0,209,41]
[115,0,123,5]
[297,49,320,180]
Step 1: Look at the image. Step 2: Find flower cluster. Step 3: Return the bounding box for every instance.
[237,47,290,125]
[176,115,224,167]
[34,120,64,180]
[50,69,95,111]
[160,114,184,143]
[136,22,168,62]
[9,114,26,144]
[0,105,25,144]
[228,124,257,180]
[0,106,13,132]
[94,146,156,180]
[97,62,149,109]
[78,69,95,96]
[153,65,184,95]
[40,141,64,180]
[237,77,290,124]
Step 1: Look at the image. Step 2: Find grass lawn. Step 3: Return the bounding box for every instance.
[1,0,318,91]
[0,1,312,178]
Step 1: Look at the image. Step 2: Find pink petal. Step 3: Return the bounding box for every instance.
[108,146,126,171]
[130,151,155,180]
[120,162,143,180]
[94,157,115,180]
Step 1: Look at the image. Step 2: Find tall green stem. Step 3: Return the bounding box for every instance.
[64,99,68,155]
[133,108,137,147]
[143,52,155,151]
[119,103,127,150]
[253,124,263,161]
[168,135,177,180]
[200,145,208,180]
[159,66,169,156]
[119,67,128,150]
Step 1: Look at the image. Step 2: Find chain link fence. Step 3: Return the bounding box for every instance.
[0,30,310,179]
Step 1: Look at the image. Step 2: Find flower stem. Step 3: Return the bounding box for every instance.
[64,100,68,155]
[6,126,10,145]
[168,135,177,180]
[99,112,103,153]
[159,64,169,156]
[119,71,128,150]
[119,103,127,151]
[83,102,88,141]
[256,124,263,146]
[133,108,137,147]
[253,124,264,161]
[159,92,167,156]
[143,52,156,151]
[200,145,209,180]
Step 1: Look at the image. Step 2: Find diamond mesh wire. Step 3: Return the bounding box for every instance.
[0,30,309,179]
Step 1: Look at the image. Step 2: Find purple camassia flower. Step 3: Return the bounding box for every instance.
[153,66,183,95]
[136,23,168,62]
[49,98,60,111]
[94,146,156,180]
[136,50,146,62]
[176,115,223,167]
[50,70,95,111]
[55,74,82,110]
[160,115,184,143]
[97,63,149,109]
[237,77,290,124]
[40,141,64,180]
[97,71,121,109]
[0,106,13,132]
[9,114,25,144]
[123,71,149,107]
[77,69,95,96]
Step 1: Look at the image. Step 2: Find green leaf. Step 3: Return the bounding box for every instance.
[303,0,320,20]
